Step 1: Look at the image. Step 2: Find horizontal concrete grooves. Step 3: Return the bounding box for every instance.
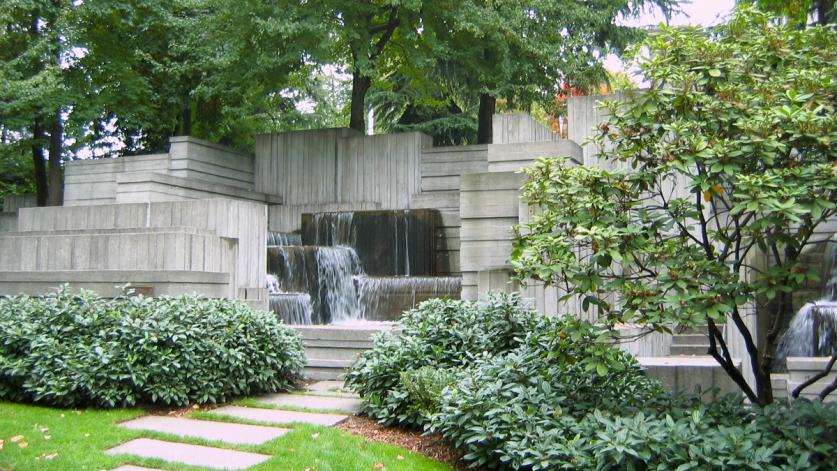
[0,270,230,298]
[209,406,348,426]
[255,393,362,414]
[459,171,526,301]
[672,334,709,345]
[487,140,583,173]
[64,154,169,207]
[169,136,255,190]
[0,213,15,232]
[12,199,268,303]
[772,373,789,401]
[420,144,488,193]
[670,345,709,355]
[115,172,281,205]
[119,416,290,445]
[291,324,395,381]
[786,356,837,402]
[638,356,741,398]
[410,191,460,210]
[106,438,270,470]
[0,231,236,273]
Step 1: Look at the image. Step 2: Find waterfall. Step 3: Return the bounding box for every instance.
[267,232,301,247]
[265,209,460,325]
[776,241,837,364]
[315,246,362,323]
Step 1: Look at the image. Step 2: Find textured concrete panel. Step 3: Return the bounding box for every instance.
[106,438,270,470]
[119,416,290,445]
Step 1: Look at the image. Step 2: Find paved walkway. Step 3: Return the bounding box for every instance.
[106,381,363,470]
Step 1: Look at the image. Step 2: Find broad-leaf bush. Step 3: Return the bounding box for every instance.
[345,293,540,427]
[0,288,304,407]
[430,316,665,469]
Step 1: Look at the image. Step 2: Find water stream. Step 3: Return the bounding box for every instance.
[776,241,837,365]
[265,213,460,325]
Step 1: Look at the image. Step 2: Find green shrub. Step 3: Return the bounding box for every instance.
[430,315,665,469]
[430,320,837,470]
[0,288,305,407]
[345,293,540,427]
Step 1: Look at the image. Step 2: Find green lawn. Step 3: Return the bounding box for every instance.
[0,401,452,471]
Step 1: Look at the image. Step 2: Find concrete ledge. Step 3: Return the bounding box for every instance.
[116,172,281,204]
[0,270,231,298]
[460,172,525,192]
[638,356,741,398]
[487,140,583,173]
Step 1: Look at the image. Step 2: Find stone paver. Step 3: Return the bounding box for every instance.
[119,416,290,445]
[305,380,359,398]
[209,405,347,426]
[106,438,270,470]
[257,393,362,413]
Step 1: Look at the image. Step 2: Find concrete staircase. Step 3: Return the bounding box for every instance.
[291,324,398,380]
[670,326,710,356]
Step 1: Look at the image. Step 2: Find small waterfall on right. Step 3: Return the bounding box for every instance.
[776,241,837,365]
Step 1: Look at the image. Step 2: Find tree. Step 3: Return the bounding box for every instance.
[511,7,837,405]
[415,0,679,144]
[739,0,835,26]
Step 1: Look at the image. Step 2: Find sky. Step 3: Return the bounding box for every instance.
[604,0,736,73]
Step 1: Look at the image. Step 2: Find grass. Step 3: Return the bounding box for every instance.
[0,401,452,471]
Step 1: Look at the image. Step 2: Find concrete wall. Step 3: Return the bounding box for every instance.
[13,199,268,305]
[64,153,169,206]
[255,129,427,211]
[786,357,836,403]
[493,113,561,144]
[2,194,36,212]
[168,136,254,189]
[64,137,263,206]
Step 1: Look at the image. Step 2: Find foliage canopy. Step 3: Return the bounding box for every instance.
[512,7,837,405]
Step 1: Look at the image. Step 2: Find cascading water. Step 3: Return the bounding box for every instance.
[776,241,837,365]
[265,209,460,325]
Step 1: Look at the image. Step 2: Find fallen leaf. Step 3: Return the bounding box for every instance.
[84,433,90,438]
[396,455,404,460]
[39,427,49,433]
[60,414,65,418]
[373,463,386,470]
[287,448,296,452]
[192,404,199,409]
[18,441,29,448]
[310,432,320,439]
[10,435,23,443]
[43,435,51,440]
[0,439,4,450]
[44,453,58,460]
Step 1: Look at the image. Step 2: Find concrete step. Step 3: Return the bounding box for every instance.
[670,345,708,356]
[671,334,709,346]
[106,438,270,470]
[304,346,366,362]
[410,191,460,210]
[303,366,346,381]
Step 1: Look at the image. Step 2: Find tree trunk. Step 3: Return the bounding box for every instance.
[349,74,372,134]
[47,111,63,206]
[180,102,192,136]
[31,119,48,206]
[817,0,835,24]
[477,93,495,144]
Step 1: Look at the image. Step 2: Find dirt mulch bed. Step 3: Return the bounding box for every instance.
[336,415,473,470]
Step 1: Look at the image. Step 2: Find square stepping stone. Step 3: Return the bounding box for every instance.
[256,393,362,413]
[305,380,360,398]
[119,416,290,445]
[209,405,347,426]
[106,438,270,470]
